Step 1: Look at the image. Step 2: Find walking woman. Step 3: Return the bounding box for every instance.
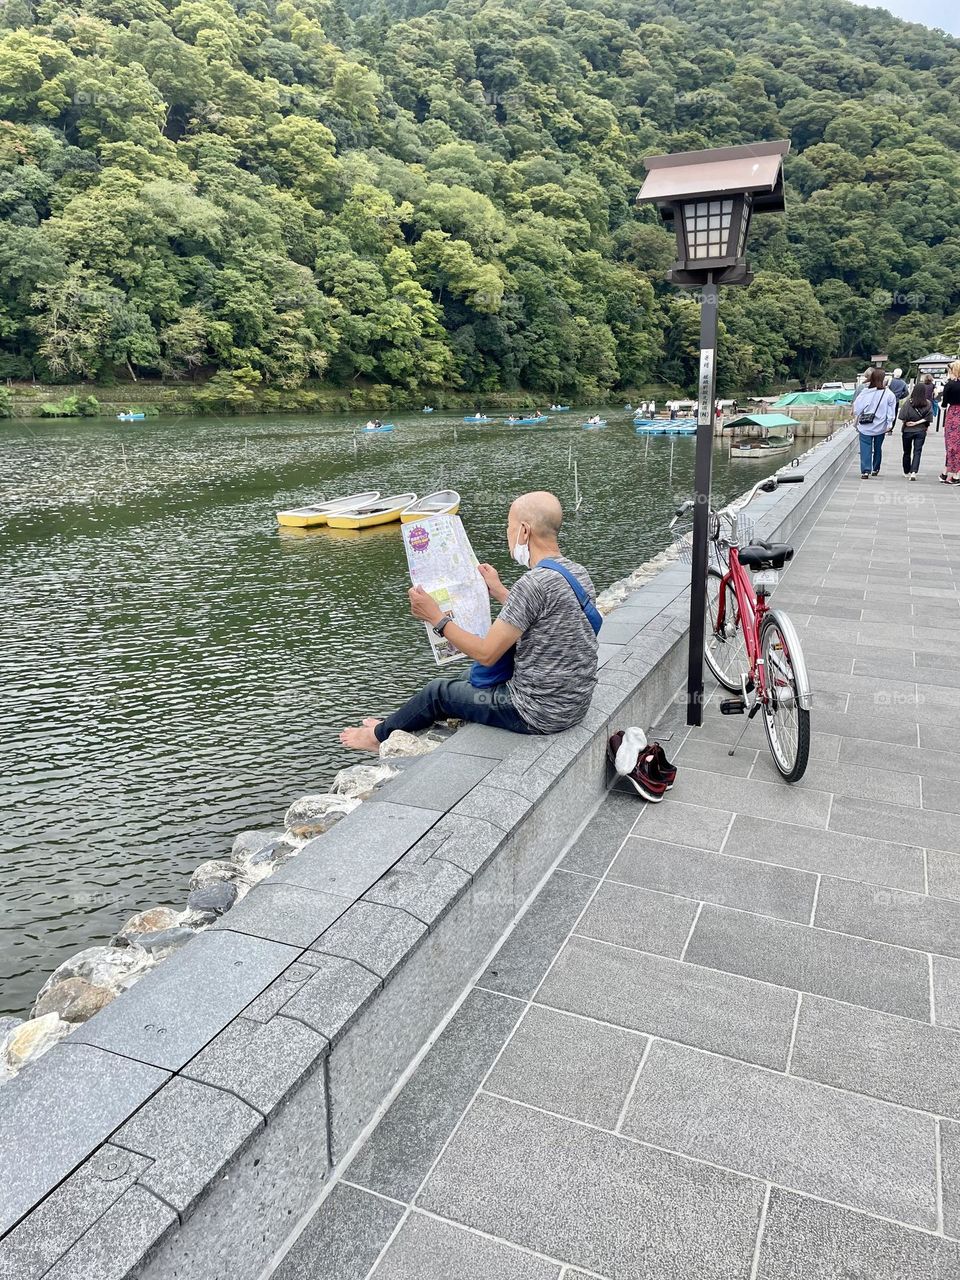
[899,384,932,480]
[852,367,897,478]
[941,361,960,484]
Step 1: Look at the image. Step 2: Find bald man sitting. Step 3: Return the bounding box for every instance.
[340,492,599,752]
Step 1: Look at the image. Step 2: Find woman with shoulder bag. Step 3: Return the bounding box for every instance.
[899,384,932,480]
[852,367,897,478]
[940,361,960,484]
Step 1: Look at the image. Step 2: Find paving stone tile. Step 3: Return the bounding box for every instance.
[0,1043,167,1240]
[452,785,532,834]
[35,1185,176,1280]
[71,929,300,1071]
[373,1212,561,1280]
[685,904,930,1021]
[813,705,920,746]
[113,1077,260,1214]
[921,724,960,753]
[486,1005,646,1129]
[273,1183,404,1280]
[675,734,758,776]
[758,1188,960,1279]
[373,751,497,811]
[440,723,519,758]
[560,790,640,876]
[790,994,960,1119]
[927,850,960,903]
[408,811,502,877]
[664,767,831,829]
[838,735,960,783]
[574,881,697,957]
[209,882,350,948]
[634,800,733,852]
[348,988,522,1201]
[622,1039,936,1228]
[480,870,596,1000]
[815,877,960,961]
[923,775,960,818]
[278,954,381,1043]
[941,1120,960,1239]
[311,901,427,979]
[538,934,795,1069]
[749,753,920,806]
[241,960,322,1024]
[933,956,960,1030]
[722,815,924,892]
[830,795,960,855]
[362,854,471,927]
[610,837,816,924]
[276,803,443,899]
[420,1093,764,1280]
[182,1015,326,1117]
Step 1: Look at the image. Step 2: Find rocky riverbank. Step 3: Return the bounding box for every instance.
[0,730,444,1084]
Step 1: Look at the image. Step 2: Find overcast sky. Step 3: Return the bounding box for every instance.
[851,0,960,37]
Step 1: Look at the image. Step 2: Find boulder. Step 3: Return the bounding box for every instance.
[0,1016,23,1043]
[136,926,198,959]
[234,837,299,884]
[35,945,152,1013]
[114,906,181,946]
[3,1013,72,1071]
[284,794,361,839]
[180,907,218,930]
[189,859,249,892]
[231,829,285,862]
[332,762,400,800]
[34,977,115,1024]
[186,881,238,916]
[379,730,441,759]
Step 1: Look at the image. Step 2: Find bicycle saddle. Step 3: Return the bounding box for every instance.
[738,539,794,571]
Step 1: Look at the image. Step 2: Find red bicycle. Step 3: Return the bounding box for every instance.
[671,472,812,782]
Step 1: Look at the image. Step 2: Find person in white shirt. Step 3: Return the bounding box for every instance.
[852,367,898,478]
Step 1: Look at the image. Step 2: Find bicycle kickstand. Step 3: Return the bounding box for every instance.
[728,677,762,758]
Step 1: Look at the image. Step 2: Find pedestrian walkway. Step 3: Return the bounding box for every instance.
[270,457,960,1280]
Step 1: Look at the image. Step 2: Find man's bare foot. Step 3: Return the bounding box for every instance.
[339,723,381,752]
[362,717,384,729]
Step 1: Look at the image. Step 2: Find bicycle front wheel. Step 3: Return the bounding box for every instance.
[760,613,810,783]
[704,566,746,693]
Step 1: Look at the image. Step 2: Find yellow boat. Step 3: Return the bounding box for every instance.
[326,492,417,530]
[277,490,380,529]
[399,490,461,523]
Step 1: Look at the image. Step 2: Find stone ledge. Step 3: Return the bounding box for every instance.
[0,428,856,1280]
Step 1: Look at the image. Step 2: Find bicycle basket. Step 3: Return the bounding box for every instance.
[670,520,694,565]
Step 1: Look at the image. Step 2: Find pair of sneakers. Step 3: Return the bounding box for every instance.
[607,728,677,803]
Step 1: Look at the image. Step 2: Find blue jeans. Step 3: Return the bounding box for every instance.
[859,431,885,474]
[374,678,532,742]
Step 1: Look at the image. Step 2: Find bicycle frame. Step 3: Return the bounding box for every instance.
[715,542,769,701]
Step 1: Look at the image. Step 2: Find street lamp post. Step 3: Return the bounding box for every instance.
[637,141,789,726]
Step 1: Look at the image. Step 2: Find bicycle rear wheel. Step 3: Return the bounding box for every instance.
[760,613,810,783]
[704,566,747,693]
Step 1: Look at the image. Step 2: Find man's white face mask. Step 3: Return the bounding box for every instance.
[511,528,530,567]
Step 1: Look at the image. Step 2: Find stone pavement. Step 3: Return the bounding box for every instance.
[269,456,960,1280]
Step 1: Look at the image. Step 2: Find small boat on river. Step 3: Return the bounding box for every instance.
[326,492,418,530]
[463,414,490,423]
[582,418,607,430]
[360,421,394,433]
[724,413,797,458]
[422,406,435,413]
[549,405,572,412]
[276,490,381,529]
[400,490,461,523]
[507,414,549,425]
[635,419,697,436]
[117,412,145,421]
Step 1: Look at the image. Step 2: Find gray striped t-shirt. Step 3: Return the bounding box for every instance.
[500,555,598,734]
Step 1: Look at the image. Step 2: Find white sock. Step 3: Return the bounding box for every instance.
[614,726,648,775]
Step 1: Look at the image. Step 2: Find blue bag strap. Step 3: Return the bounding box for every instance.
[538,558,603,635]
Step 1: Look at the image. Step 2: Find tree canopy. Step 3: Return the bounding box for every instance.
[1,0,959,396]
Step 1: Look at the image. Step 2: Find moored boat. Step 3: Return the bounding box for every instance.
[276,490,382,528]
[724,413,797,458]
[399,490,461,523]
[326,492,418,530]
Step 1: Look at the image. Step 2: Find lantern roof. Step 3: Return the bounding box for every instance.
[638,141,790,214]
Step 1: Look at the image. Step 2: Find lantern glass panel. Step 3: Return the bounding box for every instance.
[683,197,736,261]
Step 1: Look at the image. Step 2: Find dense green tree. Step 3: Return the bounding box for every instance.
[0,0,959,396]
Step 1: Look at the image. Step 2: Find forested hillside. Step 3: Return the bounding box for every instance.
[1,0,959,399]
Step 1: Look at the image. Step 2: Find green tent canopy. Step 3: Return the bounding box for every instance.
[723,412,799,434]
[773,390,855,406]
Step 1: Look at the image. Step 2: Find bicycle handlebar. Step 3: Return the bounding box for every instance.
[670,470,805,529]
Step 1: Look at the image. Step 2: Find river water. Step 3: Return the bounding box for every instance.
[0,409,802,1014]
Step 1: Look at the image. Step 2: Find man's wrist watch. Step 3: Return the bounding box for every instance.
[432,613,454,637]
